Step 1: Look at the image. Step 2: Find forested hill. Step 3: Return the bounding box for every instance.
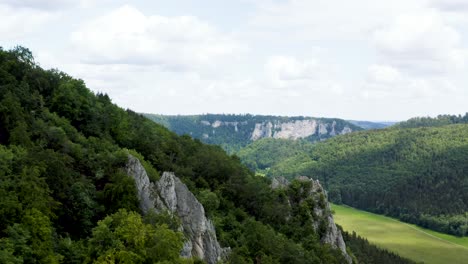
[0,46,418,263]
[144,113,362,152]
[347,120,396,130]
[268,124,468,236]
[393,114,468,129]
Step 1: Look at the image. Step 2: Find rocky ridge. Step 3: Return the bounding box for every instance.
[271,176,352,263]
[144,114,361,151]
[126,155,227,264]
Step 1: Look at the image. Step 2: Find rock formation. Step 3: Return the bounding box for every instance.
[271,176,352,263]
[250,119,353,141]
[126,155,227,264]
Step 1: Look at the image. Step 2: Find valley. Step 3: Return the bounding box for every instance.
[333,204,468,264]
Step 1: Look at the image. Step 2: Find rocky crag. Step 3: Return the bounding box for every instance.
[144,114,362,152]
[271,176,352,263]
[126,155,227,264]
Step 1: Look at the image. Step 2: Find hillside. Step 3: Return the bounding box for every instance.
[347,120,396,130]
[0,46,421,263]
[394,114,468,129]
[236,138,316,175]
[144,114,362,153]
[270,125,468,236]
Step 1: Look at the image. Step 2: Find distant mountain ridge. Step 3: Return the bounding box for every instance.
[347,120,396,130]
[144,114,363,152]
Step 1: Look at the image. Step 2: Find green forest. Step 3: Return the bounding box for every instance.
[241,125,468,237]
[0,46,418,263]
[144,114,361,153]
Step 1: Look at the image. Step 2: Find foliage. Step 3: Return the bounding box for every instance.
[341,230,417,264]
[0,46,358,263]
[144,113,362,153]
[394,114,468,129]
[262,124,468,236]
[86,209,187,264]
[236,138,315,174]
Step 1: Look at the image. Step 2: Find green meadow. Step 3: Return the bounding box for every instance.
[332,204,468,264]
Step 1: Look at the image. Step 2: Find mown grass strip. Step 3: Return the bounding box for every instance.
[332,204,468,264]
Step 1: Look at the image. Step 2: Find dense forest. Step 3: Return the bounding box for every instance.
[144,114,362,153]
[258,125,468,236]
[341,230,416,264]
[0,46,414,263]
[236,138,316,176]
[394,114,468,129]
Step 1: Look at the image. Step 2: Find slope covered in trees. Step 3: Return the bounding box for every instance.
[394,114,468,129]
[145,114,362,153]
[272,125,468,236]
[236,138,316,176]
[0,46,416,263]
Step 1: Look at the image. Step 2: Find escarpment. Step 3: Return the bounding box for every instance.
[272,176,352,263]
[126,155,227,264]
[144,114,362,152]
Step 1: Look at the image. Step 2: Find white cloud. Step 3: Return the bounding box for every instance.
[250,0,427,39]
[367,65,403,83]
[430,0,468,11]
[362,64,459,100]
[373,11,467,74]
[0,0,97,10]
[0,4,55,40]
[265,56,320,81]
[70,5,246,72]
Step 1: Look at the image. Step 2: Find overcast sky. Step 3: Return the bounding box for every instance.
[2,0,468,121]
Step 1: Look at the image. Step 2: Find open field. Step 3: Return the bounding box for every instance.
[332,204,468,264]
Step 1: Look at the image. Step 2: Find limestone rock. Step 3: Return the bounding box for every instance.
[271,176,290,190]
[271,176,352,263]
[126,155,227,264]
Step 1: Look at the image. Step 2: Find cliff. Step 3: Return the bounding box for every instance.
[144,114,362,152]
[126,155,227,264]
[272,176,352,263]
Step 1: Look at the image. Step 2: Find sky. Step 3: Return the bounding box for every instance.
[2,0,468,121]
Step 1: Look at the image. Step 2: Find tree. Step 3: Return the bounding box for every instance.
[86,209,188,264]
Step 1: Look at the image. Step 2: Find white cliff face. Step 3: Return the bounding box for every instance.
[251,122,273,140]
[126,155,156,213]
[273,120,318,140]
[340,126,352,135]
[208,120,243,132]
[126,155,226,264]
[318,123,328,135]
[249,119,352,141]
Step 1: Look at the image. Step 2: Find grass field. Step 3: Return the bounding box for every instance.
[332,204,468,264]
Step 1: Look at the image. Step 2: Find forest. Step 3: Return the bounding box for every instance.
[244,125,468,236]
[0,46,419,263]
[144,114,361,153]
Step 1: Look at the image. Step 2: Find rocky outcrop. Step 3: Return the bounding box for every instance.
[126,155,227,264]
[250,119,354,141]
[251,122,273,140]
[270,176,290,190]
[273,120,318,140]
[271,176,352,263]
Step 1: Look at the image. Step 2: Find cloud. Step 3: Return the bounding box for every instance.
[0,0,96,10]
[70,5,246,72]
[362,64,458,100]
[430,0,468,11]
[265,56,320,81]
[0,4,55,40]
[373,11,466,74]
[367,65,403,83]
[249,0,427,39]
